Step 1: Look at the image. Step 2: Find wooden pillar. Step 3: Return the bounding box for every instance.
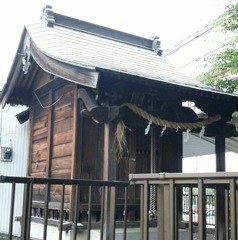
[46,90,53,178]
[103,122,117,181]
[26,104,34,176]
[69,85,78,221]
[215,135,226,240]
[159,130,183,223]
[215,135,226,172]
[103,122,117,240]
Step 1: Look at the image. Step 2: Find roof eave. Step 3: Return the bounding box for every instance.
[0,28,27,108]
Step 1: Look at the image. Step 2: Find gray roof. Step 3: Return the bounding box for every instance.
[25,21,212,91]
[2,7,238,108]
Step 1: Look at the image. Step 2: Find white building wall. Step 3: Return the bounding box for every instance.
[183,133,238,173]
[183,133,215,158]
[0,105,28,237]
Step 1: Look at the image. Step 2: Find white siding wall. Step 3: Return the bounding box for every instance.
[183,132,238,173]
[183,133,215,158]
[0,105,28,237]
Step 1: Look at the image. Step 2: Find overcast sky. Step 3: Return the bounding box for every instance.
[0,0,228,84]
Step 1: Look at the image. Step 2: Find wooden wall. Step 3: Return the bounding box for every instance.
[28,82,106,212]
[28,82,77,206]
[27,80,183,219]
[75,116,104,204]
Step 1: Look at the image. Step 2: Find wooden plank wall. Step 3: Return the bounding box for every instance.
[77,118,104,204]
[51,87,75,179]
[30,94,50,177]
[28,83,77,207]
[27,82,183,217]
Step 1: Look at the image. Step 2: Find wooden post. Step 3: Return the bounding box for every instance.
[46,89,53,177]
[159,130,183,224]
[103,122,117,240]
[215,135,226,240]
[215,135,226,172]
[26,103,34,176]
[103,122,117,181]
[70,85,78,221]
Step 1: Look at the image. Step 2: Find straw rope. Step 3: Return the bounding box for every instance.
[121,102,221,130]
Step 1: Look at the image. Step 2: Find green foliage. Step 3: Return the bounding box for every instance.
[198,70,238,93]
[206,188,214,195]
[198,1,238,94]
[215,1,238,32]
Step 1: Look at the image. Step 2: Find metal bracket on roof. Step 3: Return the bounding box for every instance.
[40,5,55,27]
[152,36,163,56]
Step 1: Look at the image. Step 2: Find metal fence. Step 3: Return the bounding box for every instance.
[129,172,238,240]
[0,176,129,240]
[1,172,238,240]
[182,193,215,225]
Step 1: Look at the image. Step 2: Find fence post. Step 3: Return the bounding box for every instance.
[198,179,206,240]
[140,180,149,240]
[215,135,226,239]
[229,179,237,239]
[103,186,116,240]
[21,182,33,240]
[157,183,165,239]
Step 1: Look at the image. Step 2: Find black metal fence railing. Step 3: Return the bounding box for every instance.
[0,176,129,240]
[182,193,215,225]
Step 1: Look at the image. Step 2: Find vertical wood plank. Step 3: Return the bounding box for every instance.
[69,84,78,221]
[26,103,34,176]
[46,90,53,177]
[71,84,78,179]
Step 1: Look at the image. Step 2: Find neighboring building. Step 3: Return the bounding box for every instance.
[0,103,28,237]
[1,5,238,239]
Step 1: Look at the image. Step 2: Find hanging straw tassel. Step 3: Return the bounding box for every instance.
[114,120,128,160]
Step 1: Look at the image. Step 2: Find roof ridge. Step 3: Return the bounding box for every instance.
[40,5,163,55]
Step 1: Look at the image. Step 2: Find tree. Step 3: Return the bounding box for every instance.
[198,1,238,94]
